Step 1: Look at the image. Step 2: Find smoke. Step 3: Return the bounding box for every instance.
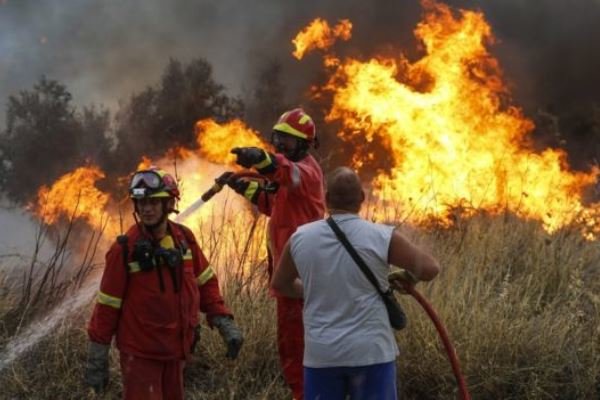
[0,0,290,114]
[1,0,599,158]
[0,202,53,270]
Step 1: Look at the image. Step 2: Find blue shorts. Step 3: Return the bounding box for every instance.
[304,361,397,400]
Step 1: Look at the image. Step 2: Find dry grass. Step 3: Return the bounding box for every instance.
[0,209,599,399]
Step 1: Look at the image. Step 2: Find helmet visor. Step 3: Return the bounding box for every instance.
[130,170,163,191]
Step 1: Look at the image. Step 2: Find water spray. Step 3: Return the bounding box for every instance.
[0,281,98,372]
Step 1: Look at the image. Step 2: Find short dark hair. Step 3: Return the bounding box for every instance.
[325,167,364,212]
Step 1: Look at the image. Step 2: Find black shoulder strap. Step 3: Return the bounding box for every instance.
[326,216,386,296]
[116,234,130,304]
[117,234,129,272]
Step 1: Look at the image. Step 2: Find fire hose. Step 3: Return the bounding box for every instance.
[175,171,266,222]
[395,281,471,400]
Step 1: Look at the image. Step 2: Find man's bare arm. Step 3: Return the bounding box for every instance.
[271,241,304,298]
[388,228,440,282]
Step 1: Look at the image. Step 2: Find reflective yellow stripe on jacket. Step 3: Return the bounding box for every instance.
[97,291,122,309]
[197,266,215,286]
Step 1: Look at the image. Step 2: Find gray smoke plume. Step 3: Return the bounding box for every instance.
[0,201,53,273]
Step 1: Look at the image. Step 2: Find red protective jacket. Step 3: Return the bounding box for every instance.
[88,221,231,360]
[253,153,325,284]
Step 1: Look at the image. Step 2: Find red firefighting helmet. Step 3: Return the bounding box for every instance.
[129,167,180,200]
[272,108,316,143]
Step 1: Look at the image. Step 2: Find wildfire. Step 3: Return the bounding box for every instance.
[196,118,273,165]
[308,1,599,236]
[136,156,153,171]
[31,1,599,243]
[32,117,272,231]
[35,166,110,227]
[292,18,352,60]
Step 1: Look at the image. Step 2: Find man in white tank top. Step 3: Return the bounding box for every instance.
[272,167,440,400]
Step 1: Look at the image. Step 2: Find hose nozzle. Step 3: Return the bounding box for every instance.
[200,172,234,202]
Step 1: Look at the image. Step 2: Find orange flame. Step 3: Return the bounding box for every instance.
[292,18,352,60]
[312,1,599,236]
[31,117,273,235]
[196,118,273,165]
[35,166,110,227]
[136,156,153,171]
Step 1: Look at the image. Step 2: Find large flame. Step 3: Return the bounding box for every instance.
[32,1,599,247]
[33,118,272,229]
[196,118,273,165]
[292,18,352,60]
[310,2,599,236]
[35,166,110,227]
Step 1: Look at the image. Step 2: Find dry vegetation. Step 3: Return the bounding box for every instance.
[0,208,599,399]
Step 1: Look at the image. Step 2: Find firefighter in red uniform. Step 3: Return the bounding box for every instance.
[84,167,243,400]
[226,108,325,399]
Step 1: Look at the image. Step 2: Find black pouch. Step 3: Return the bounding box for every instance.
[156,248,183,269]
[133,239,156,271]
[382,289,407,330]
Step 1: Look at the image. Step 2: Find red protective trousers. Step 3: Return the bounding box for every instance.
[276,296,304,399]
[120,352,184,400]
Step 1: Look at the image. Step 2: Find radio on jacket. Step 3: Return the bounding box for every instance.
[132,239,184,271]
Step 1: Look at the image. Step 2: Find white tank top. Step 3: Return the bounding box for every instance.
[290,213,399,367]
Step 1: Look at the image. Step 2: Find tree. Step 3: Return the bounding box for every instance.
[244,60,290,139]
[79,105,113,170]
[112,58,244,174]
[0,77,113,205]
[0,77,80,203]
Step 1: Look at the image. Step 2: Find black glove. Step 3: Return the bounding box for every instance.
[84,341,110,393]
[230,147,267,169]
[212,315,244,360]
[226,176,251,195]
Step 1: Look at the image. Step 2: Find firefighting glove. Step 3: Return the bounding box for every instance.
[212,315,244,360]
[388,269,418,294]
[84,341,110,393]
[227,177,261,202]
[231,147,268,169]
[226,176,251,195]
